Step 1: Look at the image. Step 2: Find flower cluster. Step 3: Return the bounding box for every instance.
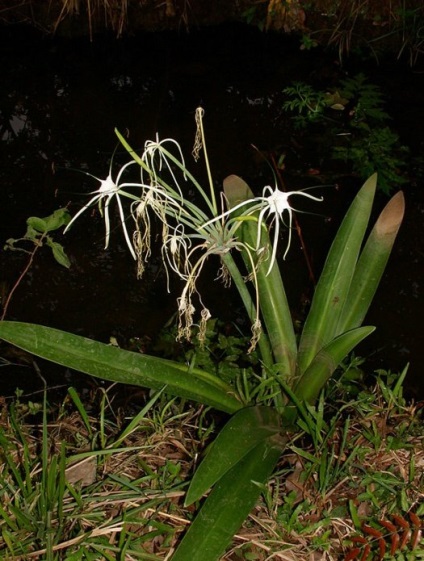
[65,108,323,347]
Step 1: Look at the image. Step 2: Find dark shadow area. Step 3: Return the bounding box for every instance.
[0,22,423,399]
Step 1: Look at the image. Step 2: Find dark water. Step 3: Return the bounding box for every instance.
[1,23,423,399]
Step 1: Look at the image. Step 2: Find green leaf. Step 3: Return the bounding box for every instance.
[22,225,39,242]
[223,175,297,379]
[185,405,281,506]
[294,326,375,404]
[26,209,71,235]
[26,216,48,233]
[43,208,71,231]
[46,238,71,268]
[0,322,242,414]
[297,174,377,375]
[337,190,405,332]
[172,435,285,561]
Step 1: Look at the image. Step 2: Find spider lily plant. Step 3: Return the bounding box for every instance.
[0,108,405,561]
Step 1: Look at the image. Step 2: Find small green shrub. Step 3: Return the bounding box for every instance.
[282,73,410,194]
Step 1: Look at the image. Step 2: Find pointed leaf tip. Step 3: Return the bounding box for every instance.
[376,191,405,237]
[362,173,378,194]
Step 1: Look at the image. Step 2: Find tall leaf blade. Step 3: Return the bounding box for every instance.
[295,326,375,404]
[337,191,405,332]
[172,435,285,561]
[224,175,297,379]
[0,322,242,414]
[185,405,281,506]
[297,174,377,375]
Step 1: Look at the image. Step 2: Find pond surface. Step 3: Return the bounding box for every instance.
[1,23,423,399]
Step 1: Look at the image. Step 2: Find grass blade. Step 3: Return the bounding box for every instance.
[67,386,94,439]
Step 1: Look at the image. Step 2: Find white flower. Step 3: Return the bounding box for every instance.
[203,184,324,275]
[64,161,139,260]
[161,223,192,288]
[131,184,187,280]
[141,135,186,199]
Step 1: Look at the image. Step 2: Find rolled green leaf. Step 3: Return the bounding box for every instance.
[0,322,242,414]
[172,434,285,561]
[297,174,377,375]
[337,190,405,332]
[185,405,281,506]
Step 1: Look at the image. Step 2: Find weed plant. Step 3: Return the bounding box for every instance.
[2,209,71,321]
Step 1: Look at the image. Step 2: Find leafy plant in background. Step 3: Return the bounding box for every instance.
[282,73,410,193]
[282,81,330,127]
[0,108,405,561]
[332,73,410,193]
[1,208,71,321]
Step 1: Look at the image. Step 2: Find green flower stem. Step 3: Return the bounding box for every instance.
[115,128,216,217]
[220,252,274,370]
[252,247,297,380]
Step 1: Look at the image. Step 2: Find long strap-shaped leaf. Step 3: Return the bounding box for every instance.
[337,191,405,333]
[185,405,281,506]
[297,174,377,375]
[0,322,242,414]
[294,325,375,404]
[171,434,285,561]
[224,175,297,379]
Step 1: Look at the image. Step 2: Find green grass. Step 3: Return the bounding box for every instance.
[0,386,206,560]
[0,369,423,560]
